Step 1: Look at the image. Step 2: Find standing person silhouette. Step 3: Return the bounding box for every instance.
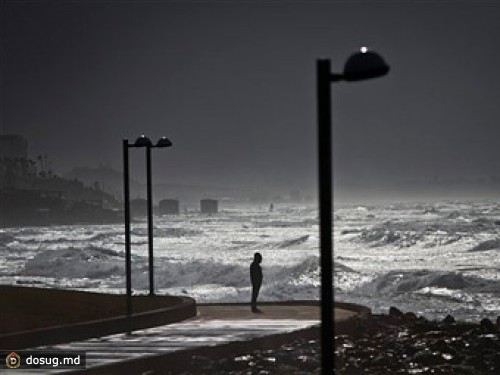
[250,252,263,313]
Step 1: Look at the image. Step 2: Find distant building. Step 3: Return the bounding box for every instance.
[159,199,180,215]
[200,199,218,214]
[0,135,28,160]
[0,135,36,186]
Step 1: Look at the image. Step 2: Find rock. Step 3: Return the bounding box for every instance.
[421,330,445,338]
[496,316,500,329]
[475,335,496,351]
[342,362,362,375]
[412,349,443,366]
[403,312,417,323]
[412,320,434,334]
[443,315,455,325]
[480,318,496,333]
[463,355,488,371]
[431,339,450,352]
[371,354,391,367]
[492,354,500,370]
[389,306,404,317]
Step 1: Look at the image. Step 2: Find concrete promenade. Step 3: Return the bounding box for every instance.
[19,304,361,374]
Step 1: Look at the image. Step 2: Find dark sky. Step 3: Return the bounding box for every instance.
[3,1,500,198]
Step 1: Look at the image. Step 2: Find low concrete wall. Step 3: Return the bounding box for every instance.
[200,300,371,316]
[199,300,321,306]
[0,297,196,350]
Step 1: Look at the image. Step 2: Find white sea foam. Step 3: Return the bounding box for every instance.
[23,247,124,278]
[2,201,500,321]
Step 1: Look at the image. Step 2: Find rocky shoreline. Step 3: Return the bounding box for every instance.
[172,307,500,374]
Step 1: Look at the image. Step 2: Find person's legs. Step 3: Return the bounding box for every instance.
[251,286,257,309]
[251,283,261,312]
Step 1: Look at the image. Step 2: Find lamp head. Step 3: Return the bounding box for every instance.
[134,135,152,147]
[156,137,173,148]
[342,47,390,82]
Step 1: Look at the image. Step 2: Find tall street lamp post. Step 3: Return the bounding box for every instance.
[122,139,133,325]
[122,135,173,325]
[145,136,173,296]
[316,47,389,374]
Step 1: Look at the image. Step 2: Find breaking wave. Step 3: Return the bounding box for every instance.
[141,255,322,289]
[354,217,499,248]
[355,270,500,296]
[470,238,500,252]
[276,235,310,249]
[23,247,124,278]
[253,218,318,228]
[130,226,202,238]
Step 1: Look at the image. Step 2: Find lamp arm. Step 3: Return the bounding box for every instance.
[330,73,344,82]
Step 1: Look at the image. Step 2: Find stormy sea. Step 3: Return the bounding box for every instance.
[2,200,500,322]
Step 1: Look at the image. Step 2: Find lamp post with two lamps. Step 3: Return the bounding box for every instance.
[122,136,173,321]
[316,47,389,374]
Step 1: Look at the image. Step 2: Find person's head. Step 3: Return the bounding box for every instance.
[253,252,262,264]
